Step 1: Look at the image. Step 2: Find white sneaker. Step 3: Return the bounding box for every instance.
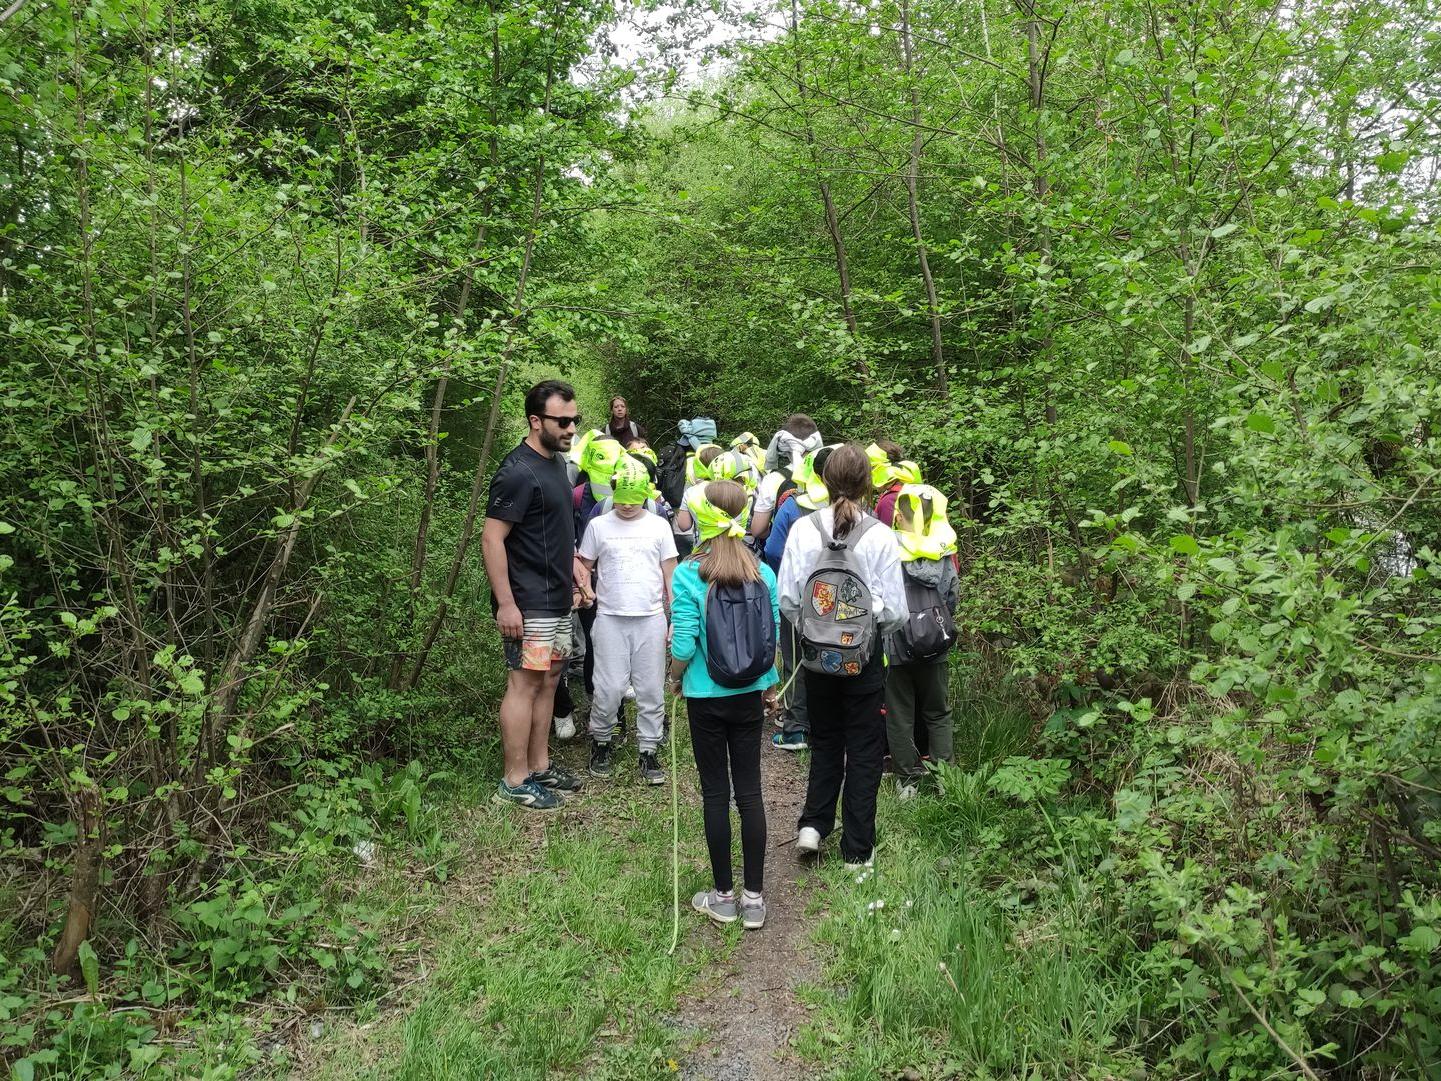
[552,713,576,740]
[796,827,821,853]
[623,684,637,701]
[897,781,918,801]
[844,855,874,871]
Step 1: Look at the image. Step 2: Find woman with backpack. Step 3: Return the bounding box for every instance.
[667,480,780,930]
[777,443,907,869]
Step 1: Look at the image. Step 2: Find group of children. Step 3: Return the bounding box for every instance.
[556,411,960,930]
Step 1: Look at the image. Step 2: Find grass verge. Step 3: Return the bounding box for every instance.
[295,721,736,1081]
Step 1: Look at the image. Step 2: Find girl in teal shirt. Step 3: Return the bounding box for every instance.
[667,480,779,929]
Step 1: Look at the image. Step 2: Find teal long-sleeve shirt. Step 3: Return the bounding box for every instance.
[669,557,781,698]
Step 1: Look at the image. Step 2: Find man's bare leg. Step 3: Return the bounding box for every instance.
[501,668,545,786]
[528,662,567,774]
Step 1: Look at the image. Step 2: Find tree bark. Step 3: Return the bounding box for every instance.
[392,11,505,690]
[404,45,557,691]
[789,0,871,389]
[1023,0,1056,424]
[51,785,102,976]
[899,0,947,397]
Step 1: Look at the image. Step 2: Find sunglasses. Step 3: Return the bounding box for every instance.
[540,413,582,428]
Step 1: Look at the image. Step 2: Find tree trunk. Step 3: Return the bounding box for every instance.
[899,0,947,397]
[51,785,102,976]
[790,0,871,389]
[404,48,557,691]
[391,11,505,690]
[1024,1,1056,424]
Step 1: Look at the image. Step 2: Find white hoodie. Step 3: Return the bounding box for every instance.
[763,428,824,473]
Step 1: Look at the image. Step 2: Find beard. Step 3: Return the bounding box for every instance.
[540,426,571,453]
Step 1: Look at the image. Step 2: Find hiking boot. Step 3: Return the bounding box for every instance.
[639,750,666,786]
[692,889,738,925]
[492,777,562,811]
[530,761,582,793]
[796,826,822,854]
[552,712,576,741]
[588,740,613,778]
[772,731,809,752]
[740,893,766,930]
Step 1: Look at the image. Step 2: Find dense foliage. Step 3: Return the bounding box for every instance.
[0,0,633,1073]
[599,0,1441,1074]
[3,0,1439,1075]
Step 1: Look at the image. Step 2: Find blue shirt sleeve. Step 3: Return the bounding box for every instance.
[763,499,798,572]
[760,562,780,636]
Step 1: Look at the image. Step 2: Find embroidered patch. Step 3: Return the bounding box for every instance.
[839,631,856,646]
[811,581,837,617]
[820,649,843,673]
[835,601,867,622]
[839,578,864,606]
[843,660,861,676]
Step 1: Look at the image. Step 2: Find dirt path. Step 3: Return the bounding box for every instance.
[673,744,825,1081]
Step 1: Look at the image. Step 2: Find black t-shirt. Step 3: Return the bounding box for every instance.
[486,440,576,613]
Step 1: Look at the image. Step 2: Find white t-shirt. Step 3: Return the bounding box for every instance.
[579,510,679,616]
[753,470,788,515]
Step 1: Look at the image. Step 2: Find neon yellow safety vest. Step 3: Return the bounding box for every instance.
[892,483,957,562]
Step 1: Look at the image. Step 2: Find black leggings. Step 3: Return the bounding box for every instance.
[687,692,767,893]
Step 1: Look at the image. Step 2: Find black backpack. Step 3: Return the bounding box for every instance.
[658,442,688,507]
[889,562,958,664]
[702,573,777,688]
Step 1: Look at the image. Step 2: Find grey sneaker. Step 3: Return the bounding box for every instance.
[740,893,766,930]
[692,889,738,924]
[530,761,582,792]
[639,750,666,786]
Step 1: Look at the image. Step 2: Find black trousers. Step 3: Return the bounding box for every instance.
[687,692,767,893]
[799,652,886,862]
[579,604,598,696]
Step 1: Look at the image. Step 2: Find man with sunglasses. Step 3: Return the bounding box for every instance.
[482,380,592,810]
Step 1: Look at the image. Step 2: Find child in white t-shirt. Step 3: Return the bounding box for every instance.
[578,459,678,785]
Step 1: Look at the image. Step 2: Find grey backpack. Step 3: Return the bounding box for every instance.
[798,515,880,676]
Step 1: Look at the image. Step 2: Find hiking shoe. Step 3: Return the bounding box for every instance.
[772,731,809,752]
[552,712,577,741]
[740,894,766,930]
[639,751,666,786]
[796,827,822,854]
[492,777,562,811]
[530,761,581,792]
[589,740,613,778]
[692,889,738,925]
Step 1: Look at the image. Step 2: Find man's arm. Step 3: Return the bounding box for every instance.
[481,517,523,638]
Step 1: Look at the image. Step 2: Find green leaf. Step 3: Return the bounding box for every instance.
[78,940,100,996]
[1107,439,1133,456]
[1169,535,1200,556]
[1209,222,1239,239]
[1245,412,1276,434]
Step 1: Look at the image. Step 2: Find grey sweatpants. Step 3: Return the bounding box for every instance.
[589,612,667,752]
[885,657,953,778]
